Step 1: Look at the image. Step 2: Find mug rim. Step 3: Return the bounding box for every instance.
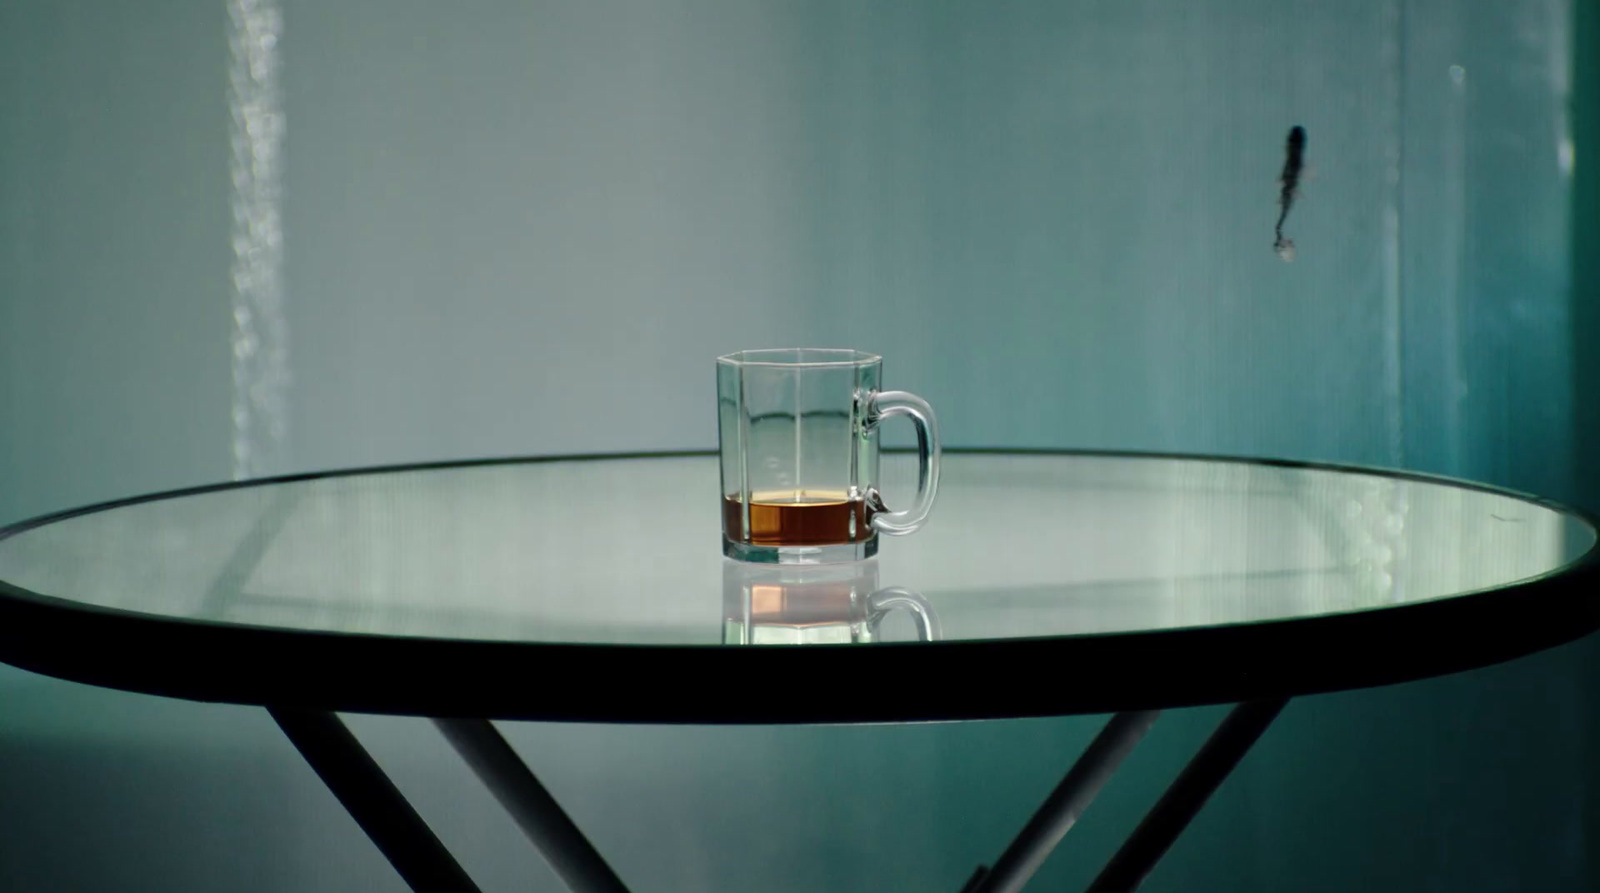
[717,348,882,368]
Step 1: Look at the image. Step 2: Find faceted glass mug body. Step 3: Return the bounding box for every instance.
[717,349,939,564]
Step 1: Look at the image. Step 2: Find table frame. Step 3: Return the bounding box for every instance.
[269,701,1285,893]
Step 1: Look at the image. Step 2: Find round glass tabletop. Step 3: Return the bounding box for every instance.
[1,451,1596,723]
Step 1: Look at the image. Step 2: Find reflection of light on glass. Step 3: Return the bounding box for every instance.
[749,585,786,618]
[1338,477,1401,605]
[228,0,289,480]
[723,560,937,645]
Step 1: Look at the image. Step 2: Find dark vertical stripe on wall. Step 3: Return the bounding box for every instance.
[1573,0,1600,878]
[1574,5,1600,511]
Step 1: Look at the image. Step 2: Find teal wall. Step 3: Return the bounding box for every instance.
[1,1,1593,890]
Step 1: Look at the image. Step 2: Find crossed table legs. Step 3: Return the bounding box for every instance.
[269,700,1288,893]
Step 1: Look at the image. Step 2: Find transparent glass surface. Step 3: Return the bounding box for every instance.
[0,453,1591,647]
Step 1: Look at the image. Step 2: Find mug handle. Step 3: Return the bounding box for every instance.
[867,587,941,641]
[864,390,941,535]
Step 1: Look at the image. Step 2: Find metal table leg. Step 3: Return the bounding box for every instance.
[966,710,1163,893]
[434,718,632,893]
[269,707,481,893]
[274,701,1281,893]
[1084,698,1289,893]
[965,700,1287,893]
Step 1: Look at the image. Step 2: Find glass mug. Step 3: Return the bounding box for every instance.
[722,559,939,645]
[717,349,940,564]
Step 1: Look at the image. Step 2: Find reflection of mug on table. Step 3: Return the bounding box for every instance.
[717,349,940,565]
[722,559,939,645]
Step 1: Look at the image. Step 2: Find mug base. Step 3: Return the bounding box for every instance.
[722,537,878,565]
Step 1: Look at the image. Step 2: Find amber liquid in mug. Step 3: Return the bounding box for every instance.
[723,490,872,546]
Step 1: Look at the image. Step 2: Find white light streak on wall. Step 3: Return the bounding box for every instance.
[227,0,289,480]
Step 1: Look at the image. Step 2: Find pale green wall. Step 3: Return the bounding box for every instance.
[1,1,1591,891]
